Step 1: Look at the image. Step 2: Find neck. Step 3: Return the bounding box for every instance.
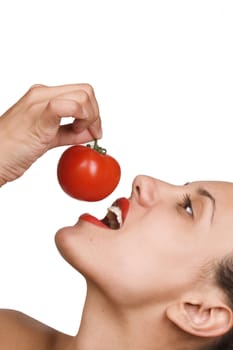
[66,282,195,350]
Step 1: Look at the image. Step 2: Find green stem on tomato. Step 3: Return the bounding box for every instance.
[87,139,107,155]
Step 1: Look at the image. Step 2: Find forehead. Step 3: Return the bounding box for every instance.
[191,180,233,199]
[190,181,233,255]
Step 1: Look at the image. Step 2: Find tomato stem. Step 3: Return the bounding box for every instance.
[87,139,107,155]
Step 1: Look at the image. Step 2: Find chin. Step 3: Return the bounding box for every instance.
[55,225,84,271]
[53,198,132,295]
[54,223,105,280]
[54,196,130,265]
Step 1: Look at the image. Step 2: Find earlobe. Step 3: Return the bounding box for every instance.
[166,300,233,338]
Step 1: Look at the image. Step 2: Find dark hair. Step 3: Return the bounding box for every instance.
[203,254,233,350]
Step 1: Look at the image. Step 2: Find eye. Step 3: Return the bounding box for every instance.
[180,194,193,217]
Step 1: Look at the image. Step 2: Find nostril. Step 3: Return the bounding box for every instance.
[136,185,140,195]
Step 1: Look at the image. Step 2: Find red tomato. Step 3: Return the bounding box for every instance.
[57,142,121,201]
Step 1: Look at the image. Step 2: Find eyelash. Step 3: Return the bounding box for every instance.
[179,194,194,217]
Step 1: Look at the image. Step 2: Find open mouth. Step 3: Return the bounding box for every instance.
[79,197,129,230]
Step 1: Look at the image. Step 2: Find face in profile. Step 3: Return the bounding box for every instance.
[55,175,233,308]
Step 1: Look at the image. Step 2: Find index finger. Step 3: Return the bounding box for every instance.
[22,83,100,117]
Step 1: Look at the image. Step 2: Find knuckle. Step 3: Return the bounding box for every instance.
[25,84,45,103]
[30,84,46,89]
[77,90,89,104]
[83,83,94,96]
[46,98,59,113]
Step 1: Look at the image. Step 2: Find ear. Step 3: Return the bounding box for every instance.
[166,300,233,338]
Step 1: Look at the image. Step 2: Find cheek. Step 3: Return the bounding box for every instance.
[108,218,203,304]
[54,216,202,308]
[54,225,131,288]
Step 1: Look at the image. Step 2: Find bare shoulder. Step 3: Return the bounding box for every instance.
[0,309,72,350]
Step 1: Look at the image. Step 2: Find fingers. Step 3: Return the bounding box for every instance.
[53,124,95,147]
[23,83,100,118]
[71,117,101,137]
[34,84,102,143]
[39,98,83,130]
[0,83,103,184]
[85,117,102,140]
[39,96,102,144]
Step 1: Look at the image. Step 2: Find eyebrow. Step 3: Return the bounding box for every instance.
[196,187,216,223]
[184,183,216,222]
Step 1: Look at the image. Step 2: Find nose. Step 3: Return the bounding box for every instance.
[132,175,162,207]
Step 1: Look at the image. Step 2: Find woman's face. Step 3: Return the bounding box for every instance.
[55,176,233,307]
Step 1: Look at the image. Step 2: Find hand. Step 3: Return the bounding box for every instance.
[0,83,102,186]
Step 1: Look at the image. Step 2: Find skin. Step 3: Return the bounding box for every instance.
[0,84,233,349]
[0,83,102,186]
[54,177,233,349]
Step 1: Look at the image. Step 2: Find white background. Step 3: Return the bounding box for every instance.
[0,0,233,335]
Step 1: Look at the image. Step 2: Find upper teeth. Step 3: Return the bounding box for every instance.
[107,205,122,229]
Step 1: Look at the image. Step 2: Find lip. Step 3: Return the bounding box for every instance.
[79,197,130,228]
[79,213,108,228]
[113,197,130,222]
